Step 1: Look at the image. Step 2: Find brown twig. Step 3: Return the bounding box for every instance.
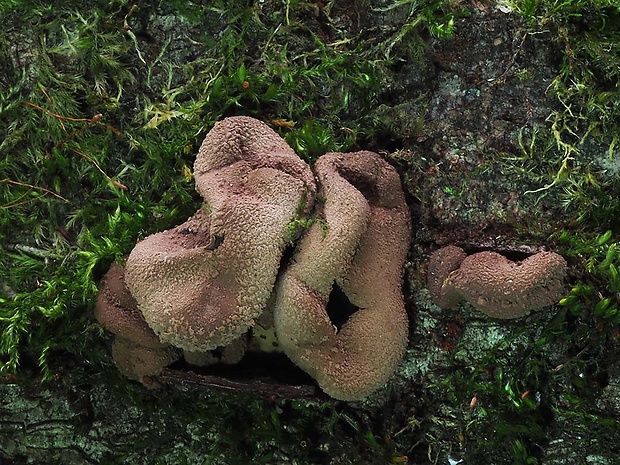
[23,102,122,142]
[24,101,95,123]
[0,179,69,209]
[38,85,66,131]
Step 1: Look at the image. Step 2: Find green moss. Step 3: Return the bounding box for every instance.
[555,230,620,324]
[504,0,620,228]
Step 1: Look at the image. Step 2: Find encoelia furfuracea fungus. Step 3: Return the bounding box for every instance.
[96,116,568,400]
[95,116,411,400]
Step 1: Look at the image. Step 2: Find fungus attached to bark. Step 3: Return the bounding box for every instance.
[95,263,179,384]
[96,117,413,399]
[273,151,411,401]
[426,245,467,309]
[111,338,179,385]
[428,246,568,319]
[124,116,316,353]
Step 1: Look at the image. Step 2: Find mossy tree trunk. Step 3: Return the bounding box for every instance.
[2,1,620,464]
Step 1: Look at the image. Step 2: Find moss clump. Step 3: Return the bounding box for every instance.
[503,0,620,228]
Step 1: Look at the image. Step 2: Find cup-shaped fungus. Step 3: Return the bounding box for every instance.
[428,246,568,319]
[124,116,316,353]
[273,151,411,401]
[95,264,179,383]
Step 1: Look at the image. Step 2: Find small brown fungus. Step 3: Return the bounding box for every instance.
[111,338,178,386]
[94,263,180,384]
[94,263,166,349]
[428,246,568,319]
[427,245,467,309]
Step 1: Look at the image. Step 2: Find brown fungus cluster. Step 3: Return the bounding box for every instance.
[96,116,570,398]
[95,117,411,401]
[123,116,316,353]
[428,246,568,319]
[272,151,411,401]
